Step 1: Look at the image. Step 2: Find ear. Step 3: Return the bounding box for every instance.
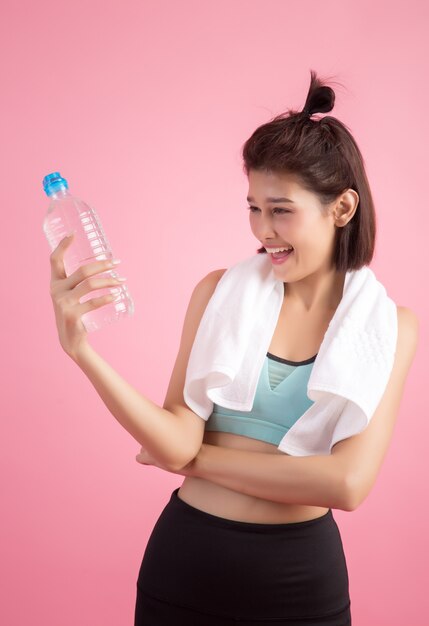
[334,189,359,226]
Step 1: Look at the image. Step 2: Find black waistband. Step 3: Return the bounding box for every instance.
[170,487,332,532]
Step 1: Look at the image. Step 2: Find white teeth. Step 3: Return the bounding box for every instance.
[266,246,293,253]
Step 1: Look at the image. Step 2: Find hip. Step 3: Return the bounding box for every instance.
[136,487,351,623]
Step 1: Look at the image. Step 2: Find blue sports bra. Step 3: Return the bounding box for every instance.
[204,352,317,445]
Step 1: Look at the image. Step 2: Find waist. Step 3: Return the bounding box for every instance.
[178,477,329,524]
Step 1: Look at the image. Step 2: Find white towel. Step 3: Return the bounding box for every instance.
[183,252,398,456]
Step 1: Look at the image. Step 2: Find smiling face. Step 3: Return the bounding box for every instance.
[247,169,339,278]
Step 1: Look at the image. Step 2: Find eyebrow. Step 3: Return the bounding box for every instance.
[246,196,295,203]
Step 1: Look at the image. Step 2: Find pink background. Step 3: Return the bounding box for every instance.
[1,1,427,624]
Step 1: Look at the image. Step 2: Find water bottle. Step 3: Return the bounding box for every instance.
[42,172,134,333]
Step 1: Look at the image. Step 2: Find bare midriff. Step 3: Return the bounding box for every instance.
[177,431,330,524]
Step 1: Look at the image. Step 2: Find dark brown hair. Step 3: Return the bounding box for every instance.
[241,69,376,271]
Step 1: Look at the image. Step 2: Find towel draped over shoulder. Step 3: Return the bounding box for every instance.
[183,253,398,456]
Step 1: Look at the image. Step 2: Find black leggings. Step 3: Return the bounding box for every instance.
[135,487,351,625]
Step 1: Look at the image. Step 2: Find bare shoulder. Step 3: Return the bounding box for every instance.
[194,268,228,298]
[177,267,228,349]
[210,267,228,283]
[396,305,420,366]
[397,305,419,327]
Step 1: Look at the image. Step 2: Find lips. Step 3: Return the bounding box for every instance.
[270,249,294,265]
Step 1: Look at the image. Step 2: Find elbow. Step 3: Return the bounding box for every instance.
[342,472,367,512]
[168,446,199,473]
[168,455,191,473]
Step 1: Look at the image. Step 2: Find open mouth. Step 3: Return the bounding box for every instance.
[269,248,294,264]
[271,248,293,259]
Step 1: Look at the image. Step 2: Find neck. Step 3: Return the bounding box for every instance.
[283,269,346,314]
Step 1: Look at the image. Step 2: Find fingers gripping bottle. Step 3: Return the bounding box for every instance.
[42,172,135,333]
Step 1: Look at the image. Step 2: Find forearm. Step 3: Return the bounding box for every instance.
[189,444,350,510]
[72,343,191,470]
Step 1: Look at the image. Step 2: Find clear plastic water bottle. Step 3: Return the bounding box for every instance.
[42,171,134,333]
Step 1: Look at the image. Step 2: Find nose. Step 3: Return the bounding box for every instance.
[254,212,278,240]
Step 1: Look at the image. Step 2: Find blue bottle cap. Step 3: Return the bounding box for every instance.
[43,172,69,196]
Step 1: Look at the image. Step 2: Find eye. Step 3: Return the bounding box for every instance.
[246,206,291,214]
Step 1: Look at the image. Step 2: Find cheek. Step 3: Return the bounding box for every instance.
[248,215,259,235]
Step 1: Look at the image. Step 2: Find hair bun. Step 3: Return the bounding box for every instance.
[301,69,336,117]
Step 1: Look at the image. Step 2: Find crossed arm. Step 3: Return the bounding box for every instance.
[174,443,349,510]
[137,307,419,513]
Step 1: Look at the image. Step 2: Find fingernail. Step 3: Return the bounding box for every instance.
[111,259,121,265]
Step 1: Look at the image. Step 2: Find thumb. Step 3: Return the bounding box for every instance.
[57,230,76,250]
[58,231,75,249]
[64,230,76,242]
[50,231,76,280]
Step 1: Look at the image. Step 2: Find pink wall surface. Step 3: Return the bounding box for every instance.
[1,1,427,624]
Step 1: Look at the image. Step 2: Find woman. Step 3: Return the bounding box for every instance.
[49,70,419,625]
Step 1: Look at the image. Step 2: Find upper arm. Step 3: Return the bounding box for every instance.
[162,268,228,466]
[331,306,420,511]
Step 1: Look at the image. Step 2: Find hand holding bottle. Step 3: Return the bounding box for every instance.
[42,172,134,333]
[49,232,125,360]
